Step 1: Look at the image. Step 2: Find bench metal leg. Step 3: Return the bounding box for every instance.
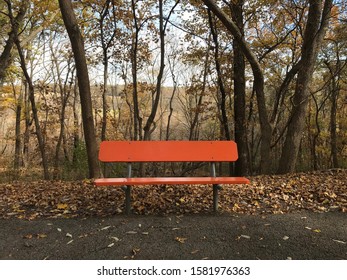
[213,184,218,212]
[213,184,221,212]
[122,186,132,214]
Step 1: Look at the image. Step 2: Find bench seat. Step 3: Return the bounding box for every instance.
[95,176,250,186]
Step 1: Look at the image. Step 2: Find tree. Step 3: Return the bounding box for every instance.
[202,0,272,174]
[12,16,50,180]
[0,1,28,84]
[231,0,249,176]
[58,0,100,178]
[278,0,333,173]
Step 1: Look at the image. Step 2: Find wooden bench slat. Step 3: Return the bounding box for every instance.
[99,141,239,162]
[95,176,250,186]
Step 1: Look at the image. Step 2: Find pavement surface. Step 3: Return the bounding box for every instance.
[1,211,346,260]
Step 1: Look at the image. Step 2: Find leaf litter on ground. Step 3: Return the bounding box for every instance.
[0,169,346,220]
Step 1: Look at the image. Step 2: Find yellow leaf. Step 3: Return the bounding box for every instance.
[313,229,321,233]
[57,203,68,210]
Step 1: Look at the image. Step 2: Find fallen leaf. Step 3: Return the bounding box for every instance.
[313,229,321,233]
[240,235,251,239]
[131,248,140,259]
[37,233,47,239]
[57,203,68,210]
[283,236,289,240]
[66,233,73,238]
[107,243,115,248]
[332,239,346,244]
[126,231,137,234]
[101,226,111,231]
[191,250,199,254]
[175,237,187,243]
[110,236,120,242]
[66,240,74,245]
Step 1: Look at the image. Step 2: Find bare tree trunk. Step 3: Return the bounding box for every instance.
[22,81,31,168]
[166,56,178,141]
[143,0,165,140]
[202,0,272,173]
[58,0,100,178]
[0,1,28,83]
[72,80,80,164]
[101,52,109,141]
[130,0,142,140]
[14,85,22,172]
[327,60,341,168]
[278,0,333,174]
[15,40,50,180]
[99,0,117,141]
[231,0,249,176]
[188,52,209,141]
[207,9,231,141]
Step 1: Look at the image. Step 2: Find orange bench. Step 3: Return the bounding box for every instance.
[94,141,250,214]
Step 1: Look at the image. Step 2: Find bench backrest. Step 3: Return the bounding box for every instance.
[99,141,239,162]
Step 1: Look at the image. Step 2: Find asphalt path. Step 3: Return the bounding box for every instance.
[0,211,346,260]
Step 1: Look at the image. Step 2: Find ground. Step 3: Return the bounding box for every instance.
[0,169,346,260]
[0,211,346,260]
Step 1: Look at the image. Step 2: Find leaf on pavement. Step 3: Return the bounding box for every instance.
[240,235,251,239]
[175,237,187,243]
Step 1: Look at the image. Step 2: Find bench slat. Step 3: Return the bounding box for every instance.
[99,141,239,162]
[95,176,250,186]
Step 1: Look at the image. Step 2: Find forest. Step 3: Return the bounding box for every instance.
[0,0,346,181]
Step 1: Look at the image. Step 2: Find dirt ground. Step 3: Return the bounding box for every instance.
[1,211,346,260]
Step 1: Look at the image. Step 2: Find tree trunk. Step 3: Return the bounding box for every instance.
[0,2,28,83]
[328,63,339,168]
[166,56,178,141]
[143,0,165,141]
[207,9,231,141]
[278,0,333,174]
[131,0,142,140]
[231,0,249,176]
[58,0,100,178]
[15,40,50,180]
[202,0,272,174]
[22,81,30,168]
[99,0,117,141]
[14,87,22,172]
[101,52,108,141]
